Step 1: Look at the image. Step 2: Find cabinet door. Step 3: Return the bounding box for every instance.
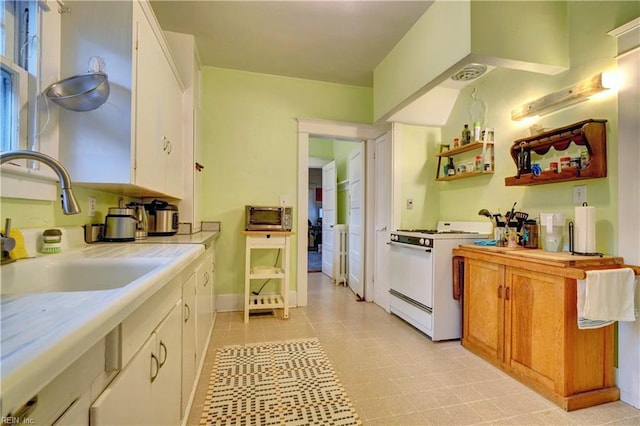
[153,302,182,426]
[91,336,155,425]
[133,2,166,193]
[505,267,565,394]
[181,273,197,418]
[162,65,184,198]
[196,257,213,367]
[463,259,505,361]
[210,246,216,316]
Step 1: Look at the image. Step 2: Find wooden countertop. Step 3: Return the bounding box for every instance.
[453,244,639,279]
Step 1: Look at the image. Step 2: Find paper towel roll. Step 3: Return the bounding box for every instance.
[575,205,596,253]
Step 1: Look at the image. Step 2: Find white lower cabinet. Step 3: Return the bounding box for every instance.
[196,250,214,368]
[19,241,217,426]
[181,272,197,418]
[20,338,110,425]
[91,301,182,426]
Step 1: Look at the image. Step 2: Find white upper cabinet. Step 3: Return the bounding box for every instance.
[57,0,184,199]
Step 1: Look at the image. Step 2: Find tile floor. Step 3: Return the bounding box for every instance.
[188,273,640,425]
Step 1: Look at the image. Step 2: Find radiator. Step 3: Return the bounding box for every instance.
[333,224,348,285]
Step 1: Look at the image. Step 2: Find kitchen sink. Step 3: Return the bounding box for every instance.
[0,257,165,294]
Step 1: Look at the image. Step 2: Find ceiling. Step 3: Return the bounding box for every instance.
[150,1,434,87]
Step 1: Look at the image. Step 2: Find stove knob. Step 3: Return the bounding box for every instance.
[424,239,431,247]
[419,238,425,245]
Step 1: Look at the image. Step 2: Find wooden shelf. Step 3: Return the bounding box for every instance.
[436,141,495,180]
[436,141,494,157]
[505,119,607,186]
[437,171,494,181]
[248,294,286,310]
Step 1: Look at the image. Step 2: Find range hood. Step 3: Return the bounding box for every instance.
[389,62,495,127]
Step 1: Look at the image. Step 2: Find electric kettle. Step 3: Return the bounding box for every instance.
[127,202,149,240]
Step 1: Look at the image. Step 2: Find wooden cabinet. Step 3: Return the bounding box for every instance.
[244,231,291,322]
[505,119,607,186]
[91,302,182,425]
[435,141,494,181]
[457,246,622,411]
[58,0,184,199]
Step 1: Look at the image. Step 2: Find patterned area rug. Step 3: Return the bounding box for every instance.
[200,338,361,426]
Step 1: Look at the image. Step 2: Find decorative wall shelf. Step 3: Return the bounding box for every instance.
[505,119,607,186]
[436,141,495,181]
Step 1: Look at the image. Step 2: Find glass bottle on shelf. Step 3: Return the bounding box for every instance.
[462,124,471,145]
[447,157,456,176]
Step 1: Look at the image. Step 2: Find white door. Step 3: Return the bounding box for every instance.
[348,145,365,298]
[321,161,337,277]
[374,132,392,310]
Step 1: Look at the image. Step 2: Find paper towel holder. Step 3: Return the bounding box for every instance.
[569,220,603,257]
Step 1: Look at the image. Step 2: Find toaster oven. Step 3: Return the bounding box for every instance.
[245,205,293,231]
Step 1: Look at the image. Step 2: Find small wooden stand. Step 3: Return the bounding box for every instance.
[242,231,293,323]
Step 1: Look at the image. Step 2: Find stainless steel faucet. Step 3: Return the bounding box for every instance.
[1,218,17,265]
[1,150,81,214]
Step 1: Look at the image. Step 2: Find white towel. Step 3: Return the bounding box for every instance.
[577,268,637,329]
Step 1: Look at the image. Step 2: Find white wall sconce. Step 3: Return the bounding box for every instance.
[511,72,615,121]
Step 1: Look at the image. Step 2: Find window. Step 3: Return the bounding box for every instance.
[1,0,41,153]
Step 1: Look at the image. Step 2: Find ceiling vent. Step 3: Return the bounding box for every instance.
[450,63,488,82]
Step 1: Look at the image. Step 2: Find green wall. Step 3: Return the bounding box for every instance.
[0,186,134,230]
[309,138,334,159]
[201,67,372,296]
[397,124,442,229]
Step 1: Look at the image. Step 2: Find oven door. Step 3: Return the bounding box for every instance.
[388,241,434,309]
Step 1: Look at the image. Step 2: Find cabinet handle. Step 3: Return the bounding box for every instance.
[184,303,191,322]
[166,140,172,155]
[505,287,511,301]
[497,285,503,299]
[158,341,168,368]
[162,136,169,151]
[204,271,209,286]
[150,353,159,383]
[5,396,38,424]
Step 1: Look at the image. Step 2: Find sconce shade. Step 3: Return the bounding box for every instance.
[511,73,611,121]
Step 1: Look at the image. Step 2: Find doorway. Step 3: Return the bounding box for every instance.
[297,119,387,307]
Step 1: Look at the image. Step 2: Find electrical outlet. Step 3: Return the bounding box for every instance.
[406,198,414,210]
[573,185,587,205]
[280,195,290,206]
[88,197,97,217]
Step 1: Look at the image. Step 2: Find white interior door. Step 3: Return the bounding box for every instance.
[321,161,337,277]
[374,132,392,310]
[348,144,365,298]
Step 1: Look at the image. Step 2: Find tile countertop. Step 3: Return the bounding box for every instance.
[0,229,216,416]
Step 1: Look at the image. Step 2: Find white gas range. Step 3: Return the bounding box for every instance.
[388,221,492,341]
